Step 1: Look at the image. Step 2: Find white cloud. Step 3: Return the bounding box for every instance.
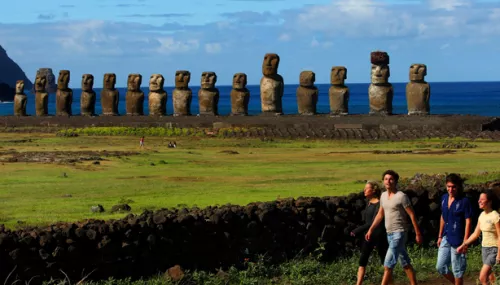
[278,33,291,41]
[204,42,222,54]
[440,43,450,50]
[157,37,200,54]
[427,0,470,11]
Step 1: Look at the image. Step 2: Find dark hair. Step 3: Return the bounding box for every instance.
[445,173,464,196]
[366,181,382,198]
[481,189,499,211]
[382,170,399,183]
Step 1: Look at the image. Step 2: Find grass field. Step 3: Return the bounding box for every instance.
[2,132,500,228]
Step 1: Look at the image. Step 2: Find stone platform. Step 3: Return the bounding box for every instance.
[0,114,499,132]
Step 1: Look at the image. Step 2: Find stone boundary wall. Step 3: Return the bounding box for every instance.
[1,114,499,132]
[0,178,497,283]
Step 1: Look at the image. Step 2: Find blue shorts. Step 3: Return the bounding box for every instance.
[384,231,412,269]
[436,236,467,278]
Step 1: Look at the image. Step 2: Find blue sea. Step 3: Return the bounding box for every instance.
[1,82,499,116]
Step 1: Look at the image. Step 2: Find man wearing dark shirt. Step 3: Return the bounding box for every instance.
[436,173,473,285]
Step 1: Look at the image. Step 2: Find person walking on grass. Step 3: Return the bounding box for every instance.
[139,136,144,148]
[457,190,500,285]
[351,181,388,285]
[436,173,473,285]
[366,170,423,285]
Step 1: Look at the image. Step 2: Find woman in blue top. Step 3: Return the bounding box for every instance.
[436,173,473,285]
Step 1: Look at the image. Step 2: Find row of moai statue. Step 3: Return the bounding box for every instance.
[13,51,430,117]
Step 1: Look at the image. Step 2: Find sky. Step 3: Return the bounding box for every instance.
[1,0,500,87]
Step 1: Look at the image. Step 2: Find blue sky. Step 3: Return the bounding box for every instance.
[1,0,500,87]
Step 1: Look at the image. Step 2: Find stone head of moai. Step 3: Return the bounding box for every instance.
[409,64,427,82]
[262,53,280,76]
[201,72,217,89]
[299,71,315,87]
[57,70,70,89]
[149,74,165,91]
[232,73,247,89]
[331,66,347,85]
[15,80,25,94]
[34,74,47,92]
[127,74,142,91]
[175,70,191,89]
[81,74,94,91]
[370,51,390,84]
[103,73,116,89]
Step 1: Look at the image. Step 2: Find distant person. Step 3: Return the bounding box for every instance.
[436,174,472,285]
[366,170,422,285]
[140,136,144,148]
[351,181,388,285]
[173,141,177,148]
[457,190,500,285]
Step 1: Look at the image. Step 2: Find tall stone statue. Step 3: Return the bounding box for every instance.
[13,80,27,116]
[80,74,96,116]
[296,71,318,115]
[368,51,393,115]
[260,53,284,115]
[101,73,119,116]
[329,66,349,116]
[126,74,144,116]
[173,70,192,116]
[230,73,250,116]
[33,68,57,93]
[34,74,49,116]
[198,72,219,116]
[56,70,73,116]
[406,64,430,115]
[148,74,167,116]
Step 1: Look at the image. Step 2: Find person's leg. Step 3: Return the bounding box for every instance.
[436,237,454,284]
[397,232,417,285]
[382,233,399,285]
[450,244,466,285]
[357,241,375,285]
[479,264,492,285]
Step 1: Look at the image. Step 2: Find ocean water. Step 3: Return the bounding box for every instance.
[1,82,499,116]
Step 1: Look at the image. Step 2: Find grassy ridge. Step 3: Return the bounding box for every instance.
[1,132,500,228]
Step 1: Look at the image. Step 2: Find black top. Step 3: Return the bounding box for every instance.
[352,201,385,239]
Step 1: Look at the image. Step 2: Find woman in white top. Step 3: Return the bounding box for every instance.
[457,190,500,285]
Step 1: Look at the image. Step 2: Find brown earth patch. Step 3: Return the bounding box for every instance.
[116,175,160,180]
[164,176,206,182]
[0,150,139,164]
[325,149,456,155]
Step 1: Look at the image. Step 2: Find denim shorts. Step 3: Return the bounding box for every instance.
[482,247,498,267]
[436,236,467,278]
[384,231,412,269]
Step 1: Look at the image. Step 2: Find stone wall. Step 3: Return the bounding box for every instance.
[0,177,496,283]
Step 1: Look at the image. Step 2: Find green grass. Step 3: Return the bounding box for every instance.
[40,246,493,285]
[2,133,500,228]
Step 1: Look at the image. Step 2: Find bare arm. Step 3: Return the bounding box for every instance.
[365,206,384,241]
[405,206,422,244]
[464,218,471,241]
[460,221,481,247]
[437,215,445,247]
[495,221,500,261]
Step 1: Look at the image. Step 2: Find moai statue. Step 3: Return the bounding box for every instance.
[148,74,167,116]
[198,72,219,116]
[368,51,393,115]
[406,64,430,115]
[100,73,119,116]
[260,53,284,115]
[126,74,144,116]
[56,70,73,116]
[230,73,250,116]
[172,70,192,116]
[34,73,49,116]
[13,80,27,116]
[329,66,349,116]
[80,74,96,116]
[296,71,318,115]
